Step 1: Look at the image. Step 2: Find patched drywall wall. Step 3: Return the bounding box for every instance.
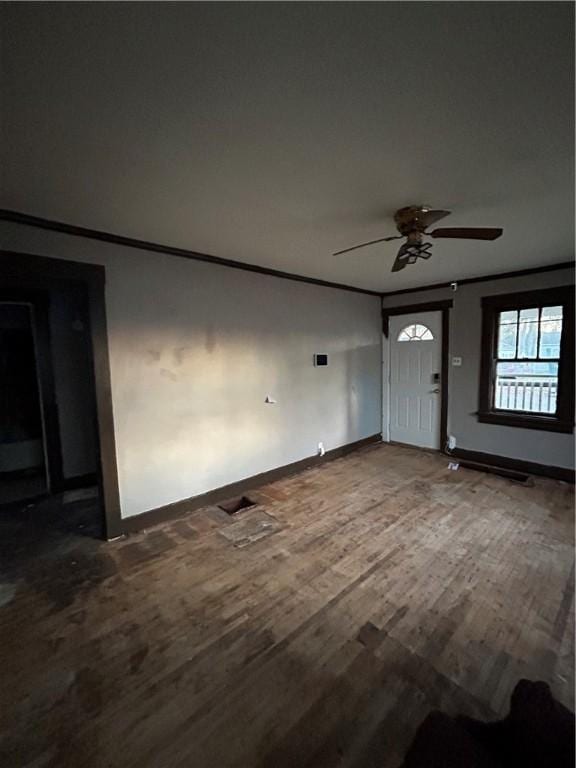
[382,268,575,470]
[1,221,382,517]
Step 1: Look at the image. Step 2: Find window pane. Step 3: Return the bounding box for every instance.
[397,323,434,342]
[494,361,558,414]
[517,307,539,359]
[414,324,433,340]
[497,310,517,359]
[398,324,416,341]
[539,306,563,359]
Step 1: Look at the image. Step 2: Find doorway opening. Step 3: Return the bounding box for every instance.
[0,251,121,541]
[0,303,48,504]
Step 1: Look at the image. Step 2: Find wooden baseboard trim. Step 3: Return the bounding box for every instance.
[450,448,575,484]
[119,434,382,536]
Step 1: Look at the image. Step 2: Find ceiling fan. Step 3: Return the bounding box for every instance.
[333,206,503,272]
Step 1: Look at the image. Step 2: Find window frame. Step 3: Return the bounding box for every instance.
[478,286,575,433]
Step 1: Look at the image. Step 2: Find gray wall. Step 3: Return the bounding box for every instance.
[0,221,382,518]
[382,268,575,470]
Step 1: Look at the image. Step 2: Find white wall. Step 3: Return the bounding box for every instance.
[382,268,575,470]
[1,221,382,517]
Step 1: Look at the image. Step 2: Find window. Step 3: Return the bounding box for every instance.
[397,323,434,341]
[478,287,574,433]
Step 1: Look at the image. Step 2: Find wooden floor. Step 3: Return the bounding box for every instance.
[0,443,574,768]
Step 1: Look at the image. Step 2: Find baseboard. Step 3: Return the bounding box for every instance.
[450,448,575,484]
[120,434,382,535]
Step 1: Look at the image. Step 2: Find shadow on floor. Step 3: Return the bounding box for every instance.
[0,487,105,580]
[400,679,575,768]
[0,468,47,505]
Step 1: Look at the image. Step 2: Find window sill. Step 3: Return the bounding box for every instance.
[477,411,574,434]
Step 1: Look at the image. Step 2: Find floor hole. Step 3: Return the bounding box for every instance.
[218,496,257,515]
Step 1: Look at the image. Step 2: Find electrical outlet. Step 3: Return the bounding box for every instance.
[318,442,325,456]
[448,435,457,450]
[452,356,462,367]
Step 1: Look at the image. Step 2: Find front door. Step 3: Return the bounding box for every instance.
[389,311,442,450]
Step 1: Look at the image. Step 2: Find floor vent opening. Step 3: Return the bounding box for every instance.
[218,496,257,515]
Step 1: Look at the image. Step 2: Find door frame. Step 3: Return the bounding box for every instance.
[1,250,122,539]
[382,299,452,452]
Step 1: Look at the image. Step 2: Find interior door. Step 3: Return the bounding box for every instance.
[389,311,442,449]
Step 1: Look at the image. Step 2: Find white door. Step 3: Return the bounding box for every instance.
[388,311,442,449]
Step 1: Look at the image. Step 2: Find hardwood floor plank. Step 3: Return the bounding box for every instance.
[0,443,573,768]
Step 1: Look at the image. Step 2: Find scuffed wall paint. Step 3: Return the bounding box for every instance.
[1,221,382,517]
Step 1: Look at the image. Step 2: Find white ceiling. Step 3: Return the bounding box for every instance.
[1,3,573,292]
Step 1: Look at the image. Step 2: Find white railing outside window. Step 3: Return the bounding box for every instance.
[495,375,557,414]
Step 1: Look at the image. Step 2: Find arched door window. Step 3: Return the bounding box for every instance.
[397,323,434,342]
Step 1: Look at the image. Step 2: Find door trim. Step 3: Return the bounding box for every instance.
[383,299,452,452]
[1,250,122,539]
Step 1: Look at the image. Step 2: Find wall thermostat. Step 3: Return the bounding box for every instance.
[314,354,328,367]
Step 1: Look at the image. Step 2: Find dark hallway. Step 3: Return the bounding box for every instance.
[0,303,47,504]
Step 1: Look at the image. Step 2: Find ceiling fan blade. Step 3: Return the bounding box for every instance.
[419,209,451,228]
[430,227,503,240]
[333,235,403,256]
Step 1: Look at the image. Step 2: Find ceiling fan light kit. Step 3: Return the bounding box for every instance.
[334,205,503,272]
[392,236,433,273]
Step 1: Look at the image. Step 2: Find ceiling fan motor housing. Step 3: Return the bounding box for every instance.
[394,206,432,235]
